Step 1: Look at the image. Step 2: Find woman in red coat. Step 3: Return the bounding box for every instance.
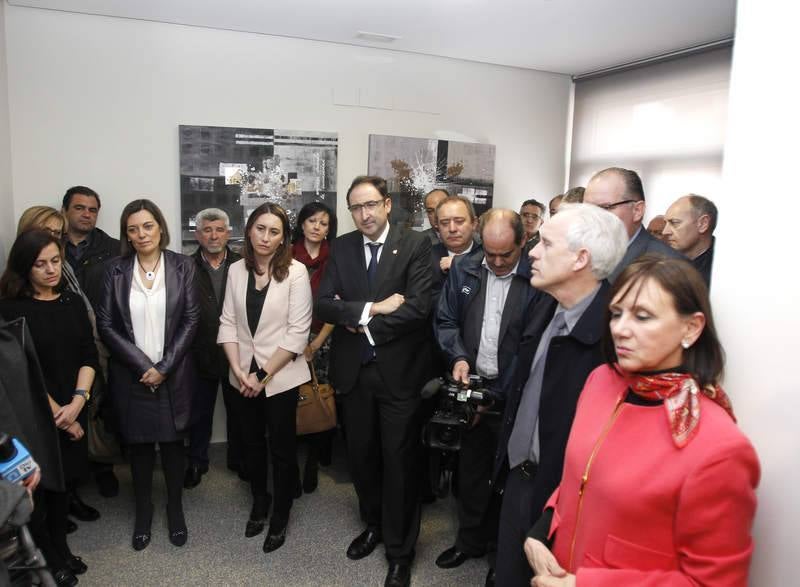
[525,255,759,587]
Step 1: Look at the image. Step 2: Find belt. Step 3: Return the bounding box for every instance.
[516,460,538,481]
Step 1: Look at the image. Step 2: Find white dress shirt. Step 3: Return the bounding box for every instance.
[129,253,166,364]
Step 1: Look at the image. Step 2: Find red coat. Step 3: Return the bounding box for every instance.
[546,364,759,586]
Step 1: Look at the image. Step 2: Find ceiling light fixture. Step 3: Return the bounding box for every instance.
[356,31,402,43]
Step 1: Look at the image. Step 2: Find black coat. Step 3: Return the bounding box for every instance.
[492,281,611,519]
[190,247,241,380]
[433,249,536,398]
[315,226,433,398]
[0,317,64,492]
[609,226,684,284]
[65,227,120,311]
[96,251,199,440]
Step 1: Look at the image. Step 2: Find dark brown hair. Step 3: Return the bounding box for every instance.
[0,230,64,299]
[243,202,292,282]
[603,254,724,387]
[119,199,170,257]
[346,175,389,204]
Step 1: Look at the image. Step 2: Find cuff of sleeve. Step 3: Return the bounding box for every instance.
[363,324,375,346]
[359,303,373,326]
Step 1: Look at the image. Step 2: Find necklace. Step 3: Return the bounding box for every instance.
[139,255,161,281]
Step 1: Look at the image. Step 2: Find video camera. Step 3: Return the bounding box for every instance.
[421,373,499,452]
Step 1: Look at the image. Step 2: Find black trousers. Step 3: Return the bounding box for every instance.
[496,465,540,587]
[188,376,243,468]
[29,488,70,571]
[454,417,501,555]
[342,363,421,564]
[235,387,298,522]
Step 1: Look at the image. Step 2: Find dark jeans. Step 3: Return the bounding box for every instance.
[235,387,298,522]
[188,376,243,468]
[454,417,501,556]
[342,363,421,564]
[496,465,540,587]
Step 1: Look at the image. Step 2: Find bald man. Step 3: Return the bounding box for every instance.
[662,194,718,287]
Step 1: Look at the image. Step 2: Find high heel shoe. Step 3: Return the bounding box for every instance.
[262,518,288,553]
[245,493,272,538]
[167,503,188,547]
[64,554,88,575]
[132,503,153,551]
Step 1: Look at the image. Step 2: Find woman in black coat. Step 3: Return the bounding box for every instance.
[96,199,199,551]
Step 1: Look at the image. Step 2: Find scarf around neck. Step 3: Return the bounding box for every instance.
[622,368,736,448]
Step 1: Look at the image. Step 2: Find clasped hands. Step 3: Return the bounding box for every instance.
[524,538,576,587]
[344,293,405,334]
[234,369,266,398]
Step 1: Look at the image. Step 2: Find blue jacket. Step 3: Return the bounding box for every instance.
[433,248,537,398]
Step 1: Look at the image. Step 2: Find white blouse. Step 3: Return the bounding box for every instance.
[129,253,166,364]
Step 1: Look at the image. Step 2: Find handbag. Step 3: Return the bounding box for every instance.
[296,361,336,435]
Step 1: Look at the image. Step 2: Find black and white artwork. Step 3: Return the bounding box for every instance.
[367,134,495,229]
[179,125,338,252]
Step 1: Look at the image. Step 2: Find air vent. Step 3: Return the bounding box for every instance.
[356,31,401,43]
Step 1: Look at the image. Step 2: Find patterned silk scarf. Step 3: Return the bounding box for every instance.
[623,368,736,448]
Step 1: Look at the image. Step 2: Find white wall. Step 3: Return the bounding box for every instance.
[3,5,571,241]
[0,0,13,271]
[716,2,800,585]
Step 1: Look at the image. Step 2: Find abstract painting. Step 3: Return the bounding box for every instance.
[179,125,338,252]
[367,134,495,229]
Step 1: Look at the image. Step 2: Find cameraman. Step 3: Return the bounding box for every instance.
[433,209,536,584]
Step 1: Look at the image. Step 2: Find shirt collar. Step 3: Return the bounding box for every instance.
[448,240,474,257]
[481,257,520,280]
[629,225,643,245]
[363,222,391,247]
[555,283,601,333]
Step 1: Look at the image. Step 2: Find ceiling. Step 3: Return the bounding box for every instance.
[8,0,736,75]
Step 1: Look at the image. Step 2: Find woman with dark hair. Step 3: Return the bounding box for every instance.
[0,229,98,586]
[96,199,199,551]
[524,256,759,587]
[218,202,312,553]
[291,201,336,493]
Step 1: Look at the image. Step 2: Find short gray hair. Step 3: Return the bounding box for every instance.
[195,208,230,230]
[558,203,628,280]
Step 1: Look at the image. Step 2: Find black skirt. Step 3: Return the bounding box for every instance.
[124,381,180,444]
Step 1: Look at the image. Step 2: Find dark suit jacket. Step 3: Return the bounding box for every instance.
[315,226,432,398]
[96,250,199,438]
[609,226,684,284]
[434,249,535,398]
[191,246,241,380]
[492,281,610,520]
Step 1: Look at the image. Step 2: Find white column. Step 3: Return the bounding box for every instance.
[715,2,800,584]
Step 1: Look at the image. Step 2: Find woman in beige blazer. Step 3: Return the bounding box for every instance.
[217,202,312,554]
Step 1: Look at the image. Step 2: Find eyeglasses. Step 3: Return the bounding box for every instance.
[597,199,638,211]
[347,199,385,214]
[521,213,542,222]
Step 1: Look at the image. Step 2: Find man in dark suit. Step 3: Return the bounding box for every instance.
[434,209,535,583]
[493,204,629,587]
[185,208,243,489]
[583,167,682,283]
[520,198,545,255]
[422,188,449,245]
[430,195,480,306]
[316,176,432,587]
[662,194,717,288]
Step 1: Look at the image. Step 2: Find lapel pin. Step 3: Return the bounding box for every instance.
[393,249,398,255]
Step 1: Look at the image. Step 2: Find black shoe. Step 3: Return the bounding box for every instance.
[53,568,78,587]
[183,464,206,489]
[64,555,87,575]
[66,518,78,534]
[167,503,188,547]
[95,469,119,498]
[245,494,272,538]
[346,528,382,560]
[384,562,411,587]
[132,503,153,551]
[262,519,287,553]
[303,459,318,494]
[68,490,100,522]
[484,567,495,587]
[237,469,250,482]
[435,546,481,569]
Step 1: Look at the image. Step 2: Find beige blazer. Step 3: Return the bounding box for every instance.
[217,258,312,396]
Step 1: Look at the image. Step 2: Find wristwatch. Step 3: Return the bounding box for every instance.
[255,368,273,386]
[73,388,91,402]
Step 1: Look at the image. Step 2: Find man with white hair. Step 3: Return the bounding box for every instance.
[492,203,628,587]
[185,208,243,489]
